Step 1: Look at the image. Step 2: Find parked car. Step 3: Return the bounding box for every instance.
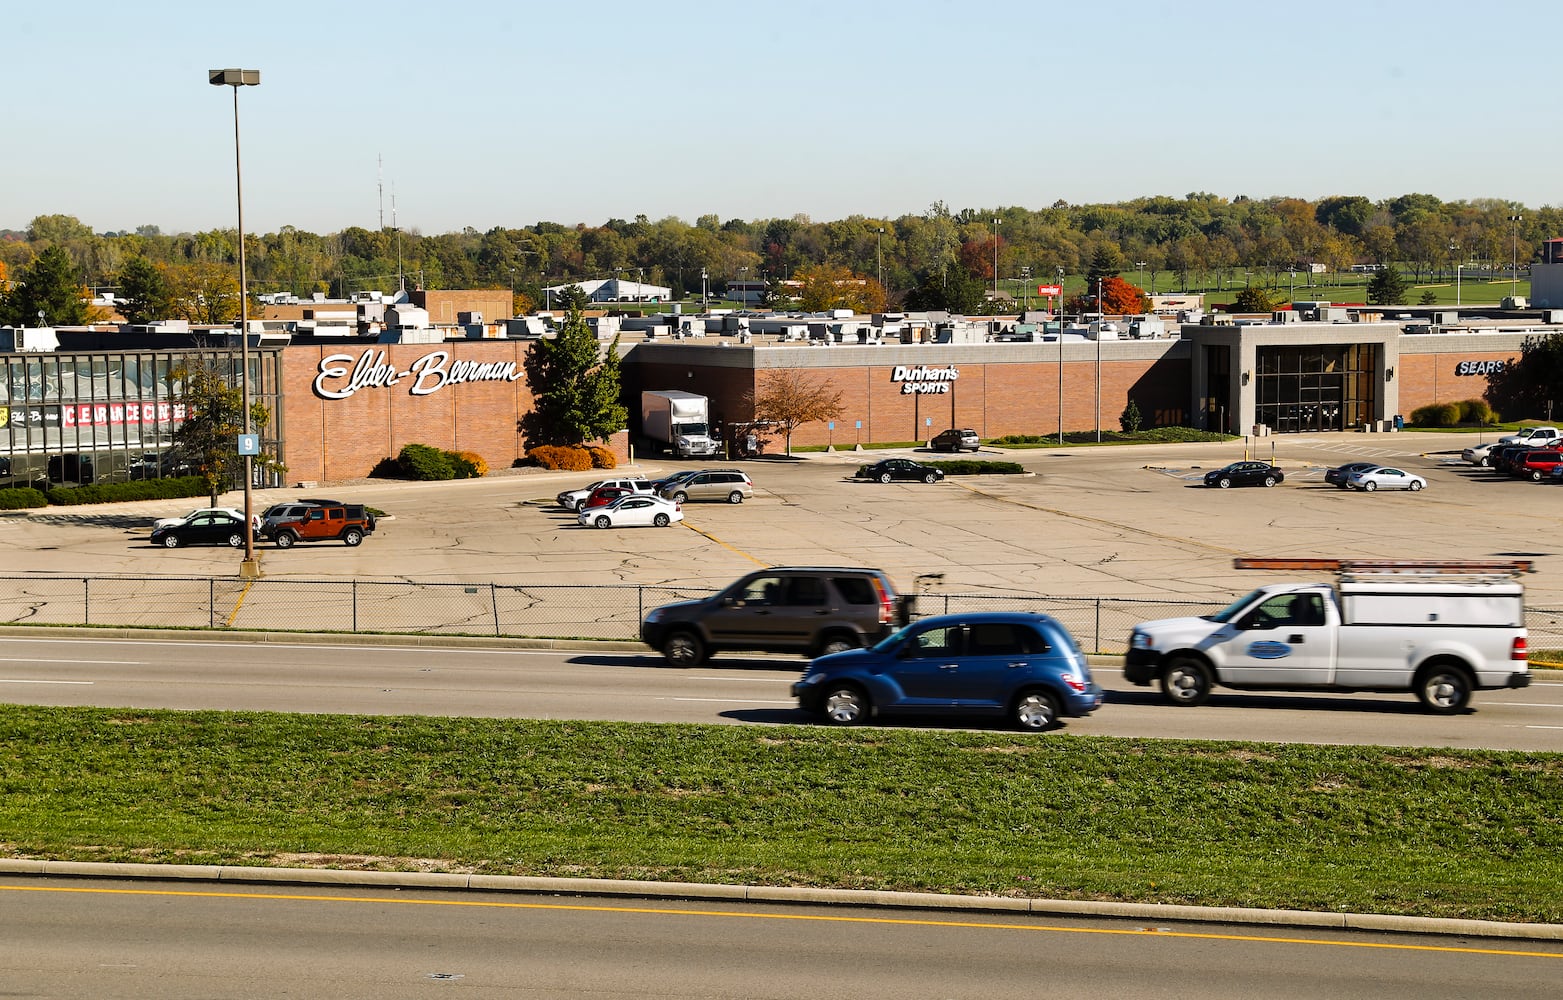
[581,485,633,510]
[1324,461,1380,489]
[556,478,656,512]
[1513,450,1563,482]
[791,612,1103,731]
[1204,462,1284,488]
[153,507,260,532]
[579,494,684,529]
[262,504,376,548]
[857,458,945,484]
[1460,442,1500,467]
[1347,466,1427,492]
[641,566,902,665]
[658,469,753,504]
[930,428,981,452]
[149,510,249,549]
[1498,426,1561,448]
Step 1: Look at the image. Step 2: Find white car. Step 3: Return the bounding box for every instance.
[1498,426,1561,447]
[556,478,657,512]
[153,507,261,531]
[1461,442,1499,467]
[1347,467,1427,492]
[578,494,683,529]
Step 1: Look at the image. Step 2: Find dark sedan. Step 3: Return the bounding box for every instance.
[857,459,945,484]
[149,511,249,548]
[1324,461,1379,489]
[1204,461,1284,489]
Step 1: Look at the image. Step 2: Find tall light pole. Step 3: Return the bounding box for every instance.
[1449,242,1461,307]
[1135,260,1147,297]
[1509,214,1524,298]
[209,67,260,579]
[736,266,748,307]
[876,227,884,293]
[992,218,1000,306]
[1057,266,1065,446]
[509,267,516,312]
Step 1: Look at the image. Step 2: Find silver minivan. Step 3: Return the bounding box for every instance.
[658,470,753,504]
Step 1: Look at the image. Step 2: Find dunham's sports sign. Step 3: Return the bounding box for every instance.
[314,348,523,400]
[890,365,959,395]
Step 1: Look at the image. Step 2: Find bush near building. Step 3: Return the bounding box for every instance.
[0,487,48,510]
[926,460,1025,475]
[1411,399,1498,427]
[585,445,617,470]
[527,445,594,471]
[45,477,209,507]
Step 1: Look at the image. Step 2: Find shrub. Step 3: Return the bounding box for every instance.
[1119,400,1142,433]
[1457,399,1498,425]
[585,445,617,470]
[449,450,489,479]
[1410,403,1460,427]
[528,445,593,471]
[926,460,1025,476]
[46,476,208,506]
[0,487,48,510]
[397,443,456,481]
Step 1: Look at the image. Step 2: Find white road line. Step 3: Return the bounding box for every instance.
[667,696,794,705]
[1525,725,1563,730]
[1503,702,1563,709]
[687,675,795,683]
[0,658,139,665]
[0,678,94,685]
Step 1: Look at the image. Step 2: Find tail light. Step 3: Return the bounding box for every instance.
[874,579,893,625]
[1512,636,1528,662]
[1061,672,1088,693]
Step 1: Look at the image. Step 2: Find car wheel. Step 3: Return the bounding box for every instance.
[275,532,296,549]
[574,500,587,512]
[226,533,244,548]
[1478,456,1491,467]
[594,515,611,529]
[727,490,744,504]
[1161,656,1212,707]
[1416,663,1473,714]
[879,472,893,484]
[343,528,364,546]
[1262,476,1276,487]
[1531,471,1543,482]
[1012,690,1061,732]
[653,512,670,527]
[161,534,181,549]
[922,472,938,484]
[662,630,705,667]
[1410,480,1424,491]
[673,491,688,504]
[1216,477,1232,489]
[1364,481,1377,492]
[817,633,860,657]
[821,684,868,725]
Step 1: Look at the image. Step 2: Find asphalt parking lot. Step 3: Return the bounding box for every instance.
[4,431,1560,607]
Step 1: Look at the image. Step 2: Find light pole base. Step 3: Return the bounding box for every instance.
[239,558,262,580]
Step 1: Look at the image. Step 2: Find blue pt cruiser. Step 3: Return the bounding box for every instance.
[791,612,1103,731]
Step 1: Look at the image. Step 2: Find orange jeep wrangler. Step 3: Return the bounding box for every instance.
[263,504,376,548]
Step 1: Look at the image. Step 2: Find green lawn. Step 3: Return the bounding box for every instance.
[2,706,1558,923]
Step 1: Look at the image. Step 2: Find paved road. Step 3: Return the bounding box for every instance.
[4,878,1559,999]
[4,634,1559,750]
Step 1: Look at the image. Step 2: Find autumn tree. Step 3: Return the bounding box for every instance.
[795,263,885,313]
[165,261,241,324]
[521,302,626,448]
[0,245,90,326]
[1232,285,1280,313]
[171,358,271,506]
[747,368,844,456]
[1099,276,1149,315]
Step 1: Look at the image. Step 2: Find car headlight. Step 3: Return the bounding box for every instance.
[644,608,662,623]
[1130,631,1151,650]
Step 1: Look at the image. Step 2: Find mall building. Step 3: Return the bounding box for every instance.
[1,301,1558,488]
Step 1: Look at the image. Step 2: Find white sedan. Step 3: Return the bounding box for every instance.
[1461,442,1498,467]
[1347,466,1427,492]
[578,494,684,529]
[153,507,262,531]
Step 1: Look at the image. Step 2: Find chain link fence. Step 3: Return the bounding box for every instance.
[0,574,1559,660]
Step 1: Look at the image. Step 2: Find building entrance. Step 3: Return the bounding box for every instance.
[1254,344,1376,433]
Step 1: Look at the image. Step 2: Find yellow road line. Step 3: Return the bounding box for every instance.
[224,577,258,628]
[3,884,1558,959]
[679,520,767,566]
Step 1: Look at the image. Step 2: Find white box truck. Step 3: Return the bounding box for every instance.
[641,390,719,458]
[1123,559,1531,713]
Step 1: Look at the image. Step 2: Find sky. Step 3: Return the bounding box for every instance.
[6,0,1559,237]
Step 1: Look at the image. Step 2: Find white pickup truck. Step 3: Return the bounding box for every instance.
[1499,426,1561,447]
[1124,576,1530,713]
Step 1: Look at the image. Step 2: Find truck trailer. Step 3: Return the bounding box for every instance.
[640,390,719,459]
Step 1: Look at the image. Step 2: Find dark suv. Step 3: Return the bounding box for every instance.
[641,566,902,665]
[931,428,980,452]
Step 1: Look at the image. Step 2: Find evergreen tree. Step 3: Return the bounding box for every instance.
[904,263,982,314]
[521,303,627,447]
[116,256,171,324]
[0,245,89,326]
[1367,266,1409,306]
[1086,244,1125,286]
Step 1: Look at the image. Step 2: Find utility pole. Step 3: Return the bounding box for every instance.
[1509,214,1524,298]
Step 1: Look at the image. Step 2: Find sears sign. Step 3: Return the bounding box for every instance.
[1455,360,1506,377]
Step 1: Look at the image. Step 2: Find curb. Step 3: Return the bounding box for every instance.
[1,859,1557,941]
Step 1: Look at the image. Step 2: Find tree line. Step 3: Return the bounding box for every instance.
[1,192,1558,325]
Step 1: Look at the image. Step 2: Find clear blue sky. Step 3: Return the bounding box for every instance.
[7,0,1558,236]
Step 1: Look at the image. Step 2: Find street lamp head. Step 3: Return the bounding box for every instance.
[208,68,260,87]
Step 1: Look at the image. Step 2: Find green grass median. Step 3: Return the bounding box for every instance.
[1,705,1558,923]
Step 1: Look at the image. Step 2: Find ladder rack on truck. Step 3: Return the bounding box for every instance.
[1232,557,1532,584]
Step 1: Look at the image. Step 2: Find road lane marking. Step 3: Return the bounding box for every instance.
[667,697,793,705]
[2,885,1559,960]
[0,678,93,685]
[0,657,140,665]
[677,521,767,566]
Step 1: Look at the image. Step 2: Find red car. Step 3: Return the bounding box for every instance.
[1514,450,1563,482]
[582,485,633,510]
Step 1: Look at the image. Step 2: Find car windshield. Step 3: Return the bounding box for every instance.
[872,622,918,653]
[1206,588,1267,623]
